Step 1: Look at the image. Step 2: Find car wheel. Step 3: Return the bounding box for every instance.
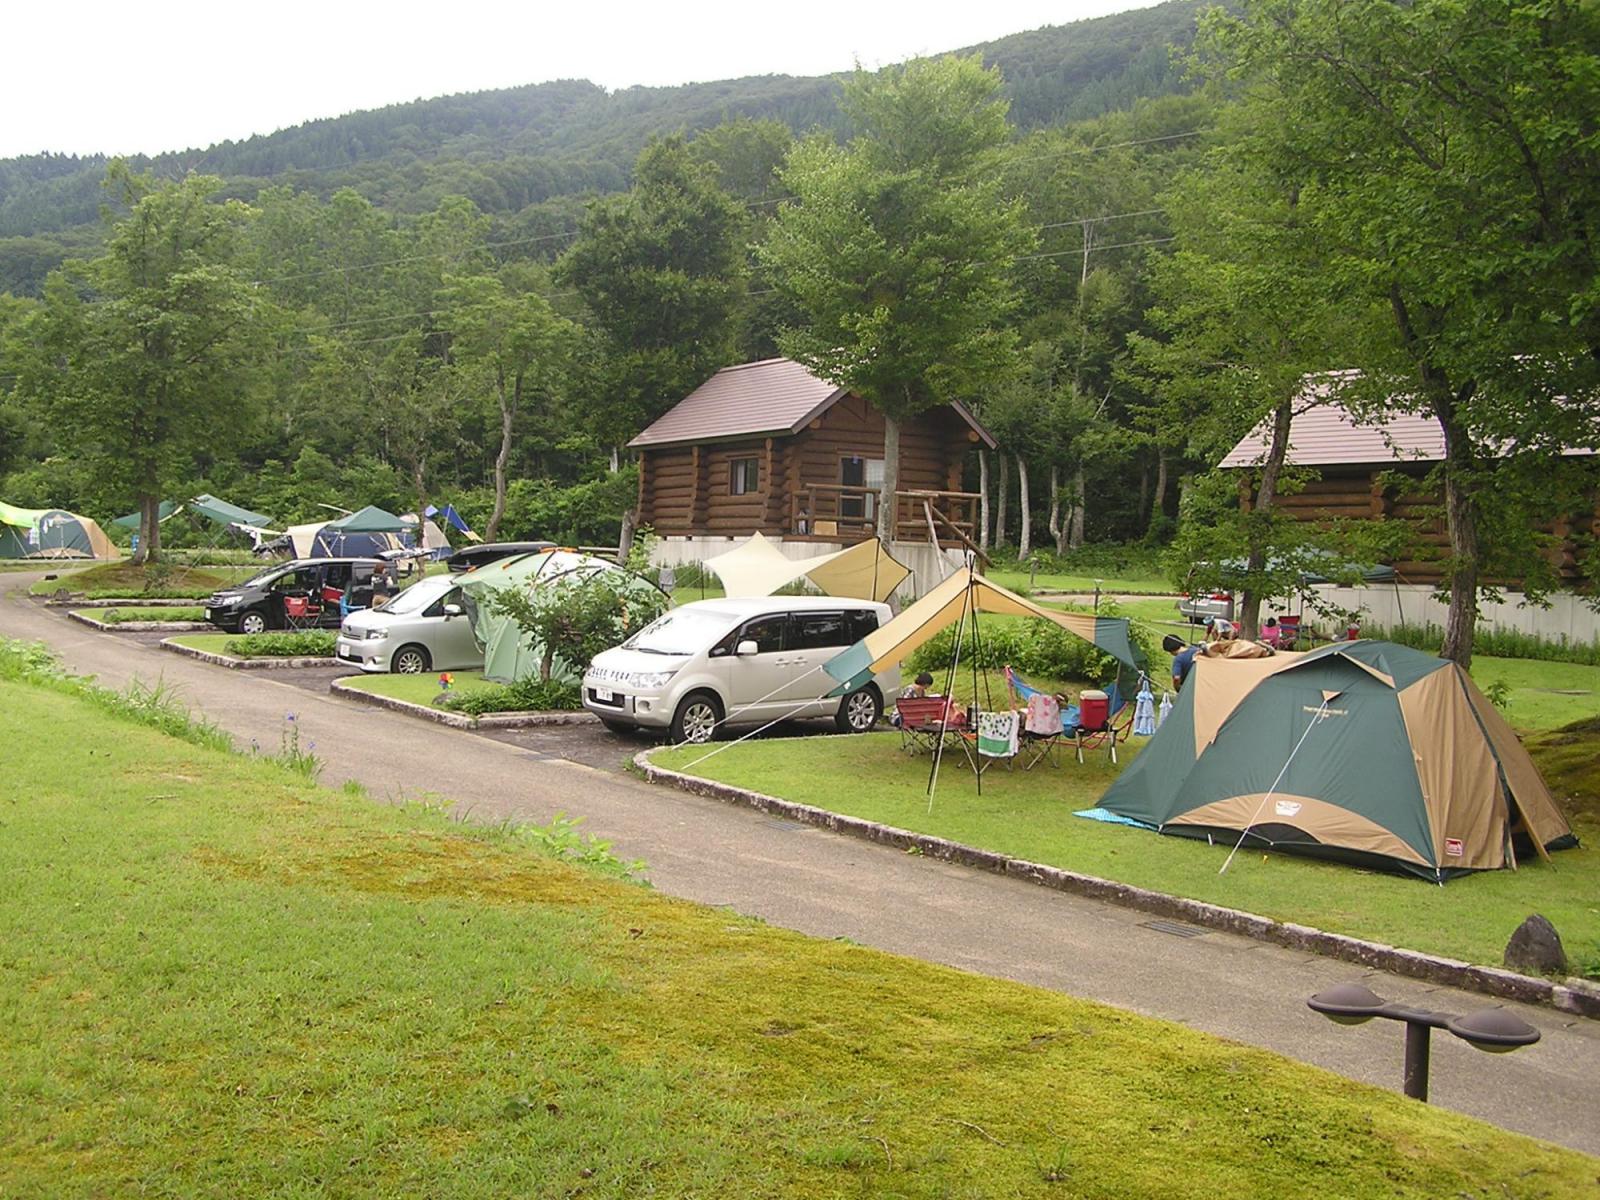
[391,644,431,674]
[237,609,268,635]
[836,685,882,733]
[599,718,635,736]
[670,691,722,744]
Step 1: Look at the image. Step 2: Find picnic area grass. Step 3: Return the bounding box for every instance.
[338,668,499,705]
[651,731,1600,975]
[2,673,1596,1195]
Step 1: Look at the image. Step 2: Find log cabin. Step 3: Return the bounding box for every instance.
[1220,401,1598,586]
[629,358,996,548]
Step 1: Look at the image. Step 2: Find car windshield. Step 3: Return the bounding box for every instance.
[377,576,452,616]
[623,608,737,656]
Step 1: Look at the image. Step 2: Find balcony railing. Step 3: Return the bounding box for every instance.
[790,484,982,550]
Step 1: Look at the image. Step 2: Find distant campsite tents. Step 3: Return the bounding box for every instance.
[0,503,117,559]
[1094,640,1576,880]
[112,494,275,548]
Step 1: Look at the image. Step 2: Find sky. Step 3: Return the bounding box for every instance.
[4,0,1166,159]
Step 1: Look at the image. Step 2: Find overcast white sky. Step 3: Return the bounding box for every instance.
[5,0,1165,159]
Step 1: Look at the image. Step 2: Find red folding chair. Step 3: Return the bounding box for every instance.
[281,593,323,631]
[895,696,967,756]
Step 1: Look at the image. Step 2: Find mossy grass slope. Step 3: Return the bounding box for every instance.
[2,677,1595,1194]
[650,732,1600,972]
[28,560,250,598]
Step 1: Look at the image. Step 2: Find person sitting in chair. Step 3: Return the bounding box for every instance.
[892,672,937,727]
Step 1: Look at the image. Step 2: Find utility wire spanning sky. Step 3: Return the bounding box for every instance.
[5,0,1166,159]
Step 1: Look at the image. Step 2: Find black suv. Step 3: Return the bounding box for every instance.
[205,558,382,634]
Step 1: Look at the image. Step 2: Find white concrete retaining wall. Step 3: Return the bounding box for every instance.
[1298,584,1600,644]
[651,535,966,601]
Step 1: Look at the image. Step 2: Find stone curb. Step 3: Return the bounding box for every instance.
[636,749,1600,1020]
[68,611,211,633]
[158,637,338,671]
[328,677,599,731]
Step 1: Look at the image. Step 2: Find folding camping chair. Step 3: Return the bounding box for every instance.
[1003,665,1071,770]
[960,708,1020,775]
[895,696,967,756]
[281,593,324,631]
[1074,680,1132,764]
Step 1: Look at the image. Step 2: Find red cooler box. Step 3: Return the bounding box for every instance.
[1078,689,1109,732]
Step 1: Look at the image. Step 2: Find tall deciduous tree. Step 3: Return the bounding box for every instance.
[25,166,263,562]
[1199,0,1600,664]
[759,55,1034,540]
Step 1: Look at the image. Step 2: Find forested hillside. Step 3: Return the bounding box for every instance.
[0,1,1201,294]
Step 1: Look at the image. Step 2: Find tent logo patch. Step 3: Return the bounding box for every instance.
[1274,800,1302,818]
[1445,837,1465,858]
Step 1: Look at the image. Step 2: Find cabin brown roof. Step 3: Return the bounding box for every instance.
[1219,402,1447,469]
[628,356,996,450]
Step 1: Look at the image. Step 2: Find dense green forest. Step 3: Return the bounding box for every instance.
[1,0,1595,665]
[0,1,1200,294]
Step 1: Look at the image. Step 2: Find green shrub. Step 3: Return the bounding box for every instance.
[223,631,336,658]
[1364,621,1600,666]
[905,599,1157,687]
[437,676,581,715]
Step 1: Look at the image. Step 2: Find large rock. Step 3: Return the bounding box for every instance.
[1504,914,1568,976]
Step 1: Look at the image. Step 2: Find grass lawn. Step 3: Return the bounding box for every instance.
[29,561,253,598]
[651,731,1600,974]
[88,606,207,623]
[338,668,500,705]
[1,676,1595,1195]
[988,567,1172,595]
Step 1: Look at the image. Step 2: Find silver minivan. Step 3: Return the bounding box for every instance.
[335,574,483,674]
[583,596,897,743]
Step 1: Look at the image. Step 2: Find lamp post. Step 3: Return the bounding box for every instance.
[1307,983,1540,1102]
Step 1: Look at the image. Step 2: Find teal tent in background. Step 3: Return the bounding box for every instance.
[112,493,272,531]
[322,505,407,534]
[111,501,179,530]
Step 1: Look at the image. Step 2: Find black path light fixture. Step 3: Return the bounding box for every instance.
[1308,983,1541,1102]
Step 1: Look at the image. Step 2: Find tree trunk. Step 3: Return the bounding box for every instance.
[1238,397,1294,640]
[412,464,431,562]
[877,413,901,542]
[484,370,516,543]
[135,492,161,565]
[1149,451,1169,535]
[1068,465,1086,550]
[1137,461,1150,529]
[996,454,1009,549]
[618,505,637,562]
[1047,463,1064,553]
[978,450,990,551]
[1437,401,1481,667]
[1016,454,1032,559]
[609,447,620,474]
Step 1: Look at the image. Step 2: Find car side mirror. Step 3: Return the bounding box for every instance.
[736,639,759,657]
[443,604,463,618]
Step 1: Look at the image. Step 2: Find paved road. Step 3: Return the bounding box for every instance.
[5,575,1599,1156]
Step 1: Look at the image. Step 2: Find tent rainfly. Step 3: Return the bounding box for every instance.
[114,494,273,533]
[1094,640,1577,880]
[703,532,911,603]
[0,503,118,559]
[823,566,1141,696]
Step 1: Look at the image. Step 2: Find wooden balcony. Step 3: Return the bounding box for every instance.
[789,484,982,550]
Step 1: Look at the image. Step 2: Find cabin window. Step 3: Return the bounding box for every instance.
[730,457,759,495]
[840,456,884,521]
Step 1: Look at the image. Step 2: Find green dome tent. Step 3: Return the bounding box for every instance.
[1096,640,1576,880]
[457,550,665,684]
[0,502,117,559]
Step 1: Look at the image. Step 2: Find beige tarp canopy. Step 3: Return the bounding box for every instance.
[823,566,1141,692]
[703,532,911,603]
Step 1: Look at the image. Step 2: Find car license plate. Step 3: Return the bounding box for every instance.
[338,646,353,659]
[594,687,614,702]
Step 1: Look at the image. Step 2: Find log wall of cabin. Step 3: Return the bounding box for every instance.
[1235,464,1596,587]
[635,398,982,538]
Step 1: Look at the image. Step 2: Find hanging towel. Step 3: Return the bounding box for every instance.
[1024,692,1061,736]
[976,710,1019,758]
[1157,692,1173,728]
[1133,680,1156,737]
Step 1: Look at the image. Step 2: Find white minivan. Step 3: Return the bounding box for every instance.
[583,596,897,743]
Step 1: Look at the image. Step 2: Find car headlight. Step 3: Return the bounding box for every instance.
[365,628,389,641]
[625,670,677,689]
[219,595,243,606]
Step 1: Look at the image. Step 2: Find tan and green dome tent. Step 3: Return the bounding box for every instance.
[1097,640,1576,880]
[0,502,117,559]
